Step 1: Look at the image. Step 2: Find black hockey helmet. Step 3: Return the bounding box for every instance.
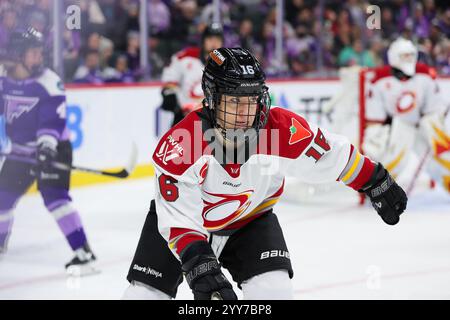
[8,27,44,60]
[202,23,224,43]
[201,47,271,138]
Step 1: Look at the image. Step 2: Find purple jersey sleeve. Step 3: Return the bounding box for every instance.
[35,69,68,141]
[37,93,67,141]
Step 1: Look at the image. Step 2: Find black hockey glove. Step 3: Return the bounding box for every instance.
[360,163,407,225]
[181,241,237,300]
[36,139,58,172]
[161,87,181,113]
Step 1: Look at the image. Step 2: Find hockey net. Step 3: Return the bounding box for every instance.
[284,66,437,204]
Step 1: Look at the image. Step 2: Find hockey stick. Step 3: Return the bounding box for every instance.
[0,142,138,179]
[405,145,431,196]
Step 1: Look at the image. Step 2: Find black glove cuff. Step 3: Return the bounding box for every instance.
[360,163,388,194]
[180,241,220,287]
[161,87,181,112]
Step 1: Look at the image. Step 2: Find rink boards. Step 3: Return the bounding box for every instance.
[38,78,450,189]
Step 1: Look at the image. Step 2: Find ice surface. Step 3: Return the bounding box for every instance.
[1,178,449,299]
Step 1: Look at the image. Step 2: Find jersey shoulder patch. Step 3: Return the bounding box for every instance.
[176,47,201,61]
[152,110,206,177]
[265,107,314,159]
[36,68,65,97]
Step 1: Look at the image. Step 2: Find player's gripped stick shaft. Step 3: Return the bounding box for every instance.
[0,142,138,179]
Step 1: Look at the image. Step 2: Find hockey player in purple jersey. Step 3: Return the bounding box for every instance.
[0,28,96,275]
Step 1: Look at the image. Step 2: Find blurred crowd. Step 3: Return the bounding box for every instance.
[0,0,449,83]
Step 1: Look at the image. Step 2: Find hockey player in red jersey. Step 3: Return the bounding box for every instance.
[160,23,224,126]
[123,48,407,300]
[363,37,450,193]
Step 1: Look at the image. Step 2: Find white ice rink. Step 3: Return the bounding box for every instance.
[1,177,450,300]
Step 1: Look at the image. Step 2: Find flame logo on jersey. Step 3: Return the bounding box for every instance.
[202,190,253,231]
[431,124,450,158]
[4,95,39,123]
[396,91,416,113]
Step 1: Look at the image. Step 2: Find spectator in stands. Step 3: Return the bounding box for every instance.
[2,0,448,81]
[62,29,81,81]
[0,9,17,57]
[108,54,135,83]
[125,31,142,80]
[99,37,115,70]
[73,49,104,84]
[148,0,171,36]
[437,8,450,37]
[380,7,399,40]
[413,2,431,38]
[338,39,375,67]
[433,38,450,75]
[80,32,101,59]
[238,18,260,52]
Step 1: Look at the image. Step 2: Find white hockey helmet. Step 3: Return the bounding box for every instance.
[387,38,418,76]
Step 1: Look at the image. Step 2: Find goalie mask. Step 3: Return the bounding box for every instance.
[387,38,418,77]
[201,47,271,143]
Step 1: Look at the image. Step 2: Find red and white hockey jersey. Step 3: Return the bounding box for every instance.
[152,107,376,258]
[161,47,204,112]
[365,63,446,126]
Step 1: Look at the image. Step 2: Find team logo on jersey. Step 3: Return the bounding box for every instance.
[199,162,209,185]
[431,124,450,157]
[4,95,39,123]
[288,118,312,145]
[223,164,241,178]
[155,135,184,165]
[202,190,253,231]
[396,91,416,113]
